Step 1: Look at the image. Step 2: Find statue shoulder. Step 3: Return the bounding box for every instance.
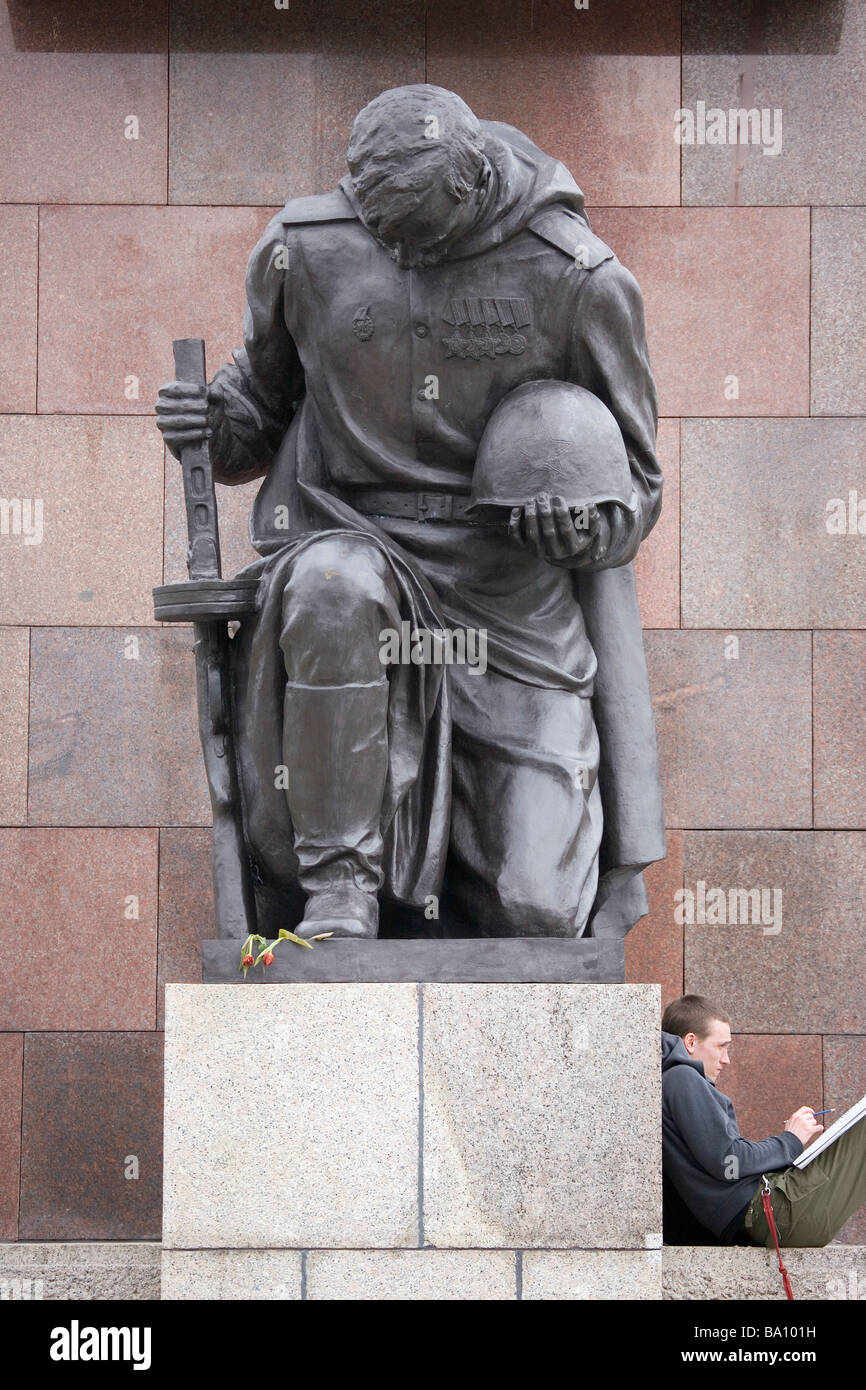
[279,189,359,227]
[527,206,614,271]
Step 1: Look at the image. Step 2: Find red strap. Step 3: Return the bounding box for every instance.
[762,1179,794,1300]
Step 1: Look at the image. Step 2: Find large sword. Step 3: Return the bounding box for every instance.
[153,338,259,939]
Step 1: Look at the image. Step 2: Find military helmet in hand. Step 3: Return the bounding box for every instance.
[468,379,637,521]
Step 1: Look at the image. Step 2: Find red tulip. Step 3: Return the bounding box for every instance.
[263,951,275,966]
[242,954,254,968]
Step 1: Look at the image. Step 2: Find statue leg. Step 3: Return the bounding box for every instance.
[278,535,401,938]
[444,667,603,937]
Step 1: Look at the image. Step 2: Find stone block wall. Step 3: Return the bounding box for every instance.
[0,1,863,1245]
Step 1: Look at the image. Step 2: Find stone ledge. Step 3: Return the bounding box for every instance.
[663,1245,866,1301]
[202,936,625,984]
[162,1249,302,1301]
[162,1247,662,1300]
[3,1242,864,1299]
[0,1242,160,1301]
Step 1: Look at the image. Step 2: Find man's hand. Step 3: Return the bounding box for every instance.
[508,493,628,567]
[155,379,221,460]
[783,1106,825,1146]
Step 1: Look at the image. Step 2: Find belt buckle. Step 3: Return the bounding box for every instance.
[418,493,452,521]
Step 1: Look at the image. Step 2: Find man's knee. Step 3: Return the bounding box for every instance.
[281,536,399,683]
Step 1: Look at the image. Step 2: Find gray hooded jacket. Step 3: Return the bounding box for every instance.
[661,1031,803,1238]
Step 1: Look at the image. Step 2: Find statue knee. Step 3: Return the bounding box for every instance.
[284,536,393,607]
[281,536,399,683]
[494,870,588,937]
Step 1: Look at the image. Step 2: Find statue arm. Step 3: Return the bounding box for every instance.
[569,258,663,567]
[208,212,304,484]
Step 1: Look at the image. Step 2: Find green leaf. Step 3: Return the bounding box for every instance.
[282,931,314,950]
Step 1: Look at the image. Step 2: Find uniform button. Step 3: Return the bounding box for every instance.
[414,323,428,337]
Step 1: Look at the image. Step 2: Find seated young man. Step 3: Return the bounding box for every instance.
[661,995,866,1247]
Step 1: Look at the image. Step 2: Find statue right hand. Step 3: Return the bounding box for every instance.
[508,494,595,567]
[155,379,221,460]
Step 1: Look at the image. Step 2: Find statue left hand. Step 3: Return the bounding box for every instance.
[508,494,635,568]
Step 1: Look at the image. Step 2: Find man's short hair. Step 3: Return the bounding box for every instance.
[662,995,730,1040]
[347,84,485,207]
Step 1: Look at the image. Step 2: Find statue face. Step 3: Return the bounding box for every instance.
[354,169,475,269]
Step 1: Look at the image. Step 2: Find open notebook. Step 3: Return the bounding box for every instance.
[793,1093,866,1169]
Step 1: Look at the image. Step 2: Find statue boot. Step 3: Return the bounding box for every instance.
[281,677,389,939]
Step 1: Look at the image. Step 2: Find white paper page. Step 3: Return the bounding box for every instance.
[793,1093,866,1169]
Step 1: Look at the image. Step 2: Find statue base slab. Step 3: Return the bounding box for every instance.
[201,935,625,984]
[162,980,662,1299]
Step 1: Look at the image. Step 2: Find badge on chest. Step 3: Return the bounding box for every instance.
[441,296,531,359]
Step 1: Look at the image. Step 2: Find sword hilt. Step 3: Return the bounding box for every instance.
[173,337,222,582]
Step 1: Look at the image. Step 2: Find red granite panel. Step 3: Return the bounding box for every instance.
[683,4,866,206]
[19,1032,163,1240]
[682,419,866,630]
[156,827,213,1029]
[625,828,684,1011]
[644,631,812,829]
[427,0,681,206]
[814,633,866,830]
[684,830,866,1034]
[0,416,163,626]
[37,206,277,414]
[169,1,425,203]
[0,828,157,1031]
[0,1032,23,1239]
[0,628,29,826]
[169,53,318,205]
[0,4,167,204]
[28,628,210,827]
[0,206,37,411]
[715,1034,823,1145]
[682,0,846,53]
[591,209,810,418]
[635,418,679,630]
[5,0,167,50]
[812,209,866,417]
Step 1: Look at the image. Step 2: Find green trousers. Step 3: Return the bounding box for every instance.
[744,1116,866,1247]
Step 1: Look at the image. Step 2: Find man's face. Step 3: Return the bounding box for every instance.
[683,1019,731,1083]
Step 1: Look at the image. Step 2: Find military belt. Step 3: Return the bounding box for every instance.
[349,489,482,523]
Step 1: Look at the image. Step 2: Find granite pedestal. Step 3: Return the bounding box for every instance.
[162,943,661,1300]
[202,935,625,984]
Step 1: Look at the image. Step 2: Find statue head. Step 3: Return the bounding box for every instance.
[347,84,489,268]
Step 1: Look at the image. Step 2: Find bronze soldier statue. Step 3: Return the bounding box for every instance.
[156,84,665,943]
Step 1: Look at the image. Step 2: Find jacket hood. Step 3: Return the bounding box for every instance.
[339,119,591,264]
[662,1030,708,1079]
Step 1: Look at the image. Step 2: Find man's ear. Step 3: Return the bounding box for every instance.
[682,1032,697,1055]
